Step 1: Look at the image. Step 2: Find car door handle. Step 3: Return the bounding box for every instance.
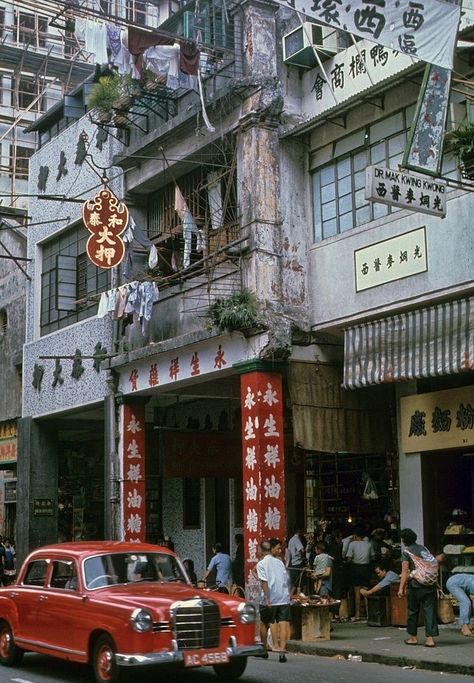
[38,595,48,601]
[9,592,18,599]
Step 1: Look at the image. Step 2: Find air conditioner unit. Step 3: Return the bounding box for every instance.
[283,22,338,68]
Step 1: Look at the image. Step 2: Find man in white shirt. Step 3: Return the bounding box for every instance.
[287,526,306,592]
[257,538,291,663]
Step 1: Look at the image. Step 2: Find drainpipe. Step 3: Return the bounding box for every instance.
[104,387,120,540]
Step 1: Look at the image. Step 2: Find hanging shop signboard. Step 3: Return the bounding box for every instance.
[365,166,447,217]
[354,227,427,292]
[83,188,128,269]
[285,0,460,70]
[401,386,474,453]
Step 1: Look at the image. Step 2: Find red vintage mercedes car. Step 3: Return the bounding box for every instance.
[0,541,263,682]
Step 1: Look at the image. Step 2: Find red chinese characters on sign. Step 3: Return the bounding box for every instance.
[240,372,286,594]
[83,188,128,269]
[122,404,146,542]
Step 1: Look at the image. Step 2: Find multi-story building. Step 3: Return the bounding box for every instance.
[0,1,96,540]
[19,0,474,583]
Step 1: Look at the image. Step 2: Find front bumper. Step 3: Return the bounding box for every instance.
[116,638,265,667]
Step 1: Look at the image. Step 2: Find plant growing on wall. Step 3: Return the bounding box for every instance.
[208,290,260,333]
[444,122,474,175]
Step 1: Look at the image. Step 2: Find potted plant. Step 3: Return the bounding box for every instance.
[87,75,121,122]
[444,122,474,176]
[208,290,260,333]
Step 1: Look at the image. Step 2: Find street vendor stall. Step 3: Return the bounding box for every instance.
[290,595,339,641]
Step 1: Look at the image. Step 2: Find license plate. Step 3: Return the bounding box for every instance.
[184,649,229,667]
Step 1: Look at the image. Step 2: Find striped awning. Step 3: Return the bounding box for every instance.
[343,296,474,389]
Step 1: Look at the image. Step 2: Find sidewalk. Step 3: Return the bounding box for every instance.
[288,621,474,675]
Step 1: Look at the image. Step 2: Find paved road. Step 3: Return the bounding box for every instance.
[0,652,469,683]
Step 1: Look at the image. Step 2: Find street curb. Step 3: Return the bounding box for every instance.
[286,641,474,676]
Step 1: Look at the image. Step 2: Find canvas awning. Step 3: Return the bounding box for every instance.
[343,296,474,389]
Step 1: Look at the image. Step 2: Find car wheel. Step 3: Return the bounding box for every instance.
[0,621,23,666]
[213,657,247,680]
[93,635,121,683]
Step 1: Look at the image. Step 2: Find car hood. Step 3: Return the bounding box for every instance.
[90,582,242,612]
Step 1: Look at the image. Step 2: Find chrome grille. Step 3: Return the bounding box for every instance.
[152,621,171,633]
[172,599,221,649]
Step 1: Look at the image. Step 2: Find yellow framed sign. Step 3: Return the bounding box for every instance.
[400,386,474,453]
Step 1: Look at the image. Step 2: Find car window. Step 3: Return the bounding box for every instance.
[23,559,48,587]
[50,560,78,590]
[83,552,187,589]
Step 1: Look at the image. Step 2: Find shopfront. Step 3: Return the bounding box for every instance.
[400,384,474,556]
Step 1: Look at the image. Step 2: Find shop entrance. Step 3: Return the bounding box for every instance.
[422,451,474,552]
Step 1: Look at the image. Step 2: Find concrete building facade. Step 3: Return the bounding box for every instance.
[18,0,474,579]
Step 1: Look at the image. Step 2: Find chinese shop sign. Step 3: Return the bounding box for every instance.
[366,166,446,217]
[0,420,17,464]
[122,405,146,542]
[118,335,246,395]
[401,386,474,453]
[354,227,427,292]
[241,372,286,598]
[302,39,416,120]
[33,499,54,516]
[403,63,451,177]
[286,0,460,70]
[83,189,128,269]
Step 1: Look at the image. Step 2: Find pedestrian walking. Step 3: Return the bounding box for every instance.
[201,542,232,592]
[257,537,291,663]
[446,573,474,637]
[253,539,272,657]
[398,528,438,648]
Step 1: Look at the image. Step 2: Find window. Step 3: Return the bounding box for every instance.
[126,0,147,25]
[16,12,48,47]
[312,107,418,241]
[40,224,110,335]
[147,163,238,276]
[50,560,77,590]
[23,559,48,587]
[183,478,201,528]
[10,145,34,179]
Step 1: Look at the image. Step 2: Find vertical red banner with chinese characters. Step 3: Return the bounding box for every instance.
[122,404,146,542]
[240,371,286,597]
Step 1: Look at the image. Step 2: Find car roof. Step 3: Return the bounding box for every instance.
[25,541,175,562]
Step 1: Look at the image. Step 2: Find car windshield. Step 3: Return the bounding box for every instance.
[83,552,188,589]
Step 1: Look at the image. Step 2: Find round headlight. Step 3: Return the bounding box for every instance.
[238,602,257,624]
[130,608,153,632]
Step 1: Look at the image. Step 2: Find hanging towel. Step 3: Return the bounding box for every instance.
[207,171,223,231]
[128,26,174,76]
[180,40,200,75]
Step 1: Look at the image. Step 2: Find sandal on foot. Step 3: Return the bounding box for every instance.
[404,639,418,645]
[424,643,436,648]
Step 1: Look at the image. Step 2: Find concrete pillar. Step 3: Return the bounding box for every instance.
[238,362,286,598]
[16,417,58,563]
[396,381,425,543]
[236,0,283,307]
